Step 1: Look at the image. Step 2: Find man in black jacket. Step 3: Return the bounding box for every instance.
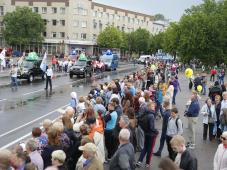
[153,99,171,156]
[170,135,197,170]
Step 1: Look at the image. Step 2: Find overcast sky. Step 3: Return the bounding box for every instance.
[93,0,204,21]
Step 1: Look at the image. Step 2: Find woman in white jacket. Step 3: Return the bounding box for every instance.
[201,98,217,141]
[214,131,227,170]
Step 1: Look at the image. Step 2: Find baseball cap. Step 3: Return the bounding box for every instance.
[79,143,97,152]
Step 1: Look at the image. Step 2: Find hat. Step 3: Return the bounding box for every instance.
[41,119,52,129]
[79,143,97,152]
[222,131,227,138]
[86,117,96,125]
[71,92,77,99]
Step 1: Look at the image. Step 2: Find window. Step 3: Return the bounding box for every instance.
[52,32,57,38]
[74,8,79,15]
[43,32,47,37]
[60,20,65,26]
[93,11,97,17]
[0,22,3,32]
[110,14,114,20]
[52,20,57,26]
[60,7,65,14]
[33,7,39,13]
[52,7,57,14]
[60,32,65,38]
[106,13,109,19]
[73,33,78,39]
[99,21,103,31]
[0,6,4,16]
[122,16,125,22]
[81,21,87,28]
[82,9,88,16]
[92,34,97,41]
[73,20,79,27]
[81,33,86,40]
[131,18,134,24]
[42,7,47,14]
[98,12,103,18]
[43,19,47,25]
[93,20,97,29]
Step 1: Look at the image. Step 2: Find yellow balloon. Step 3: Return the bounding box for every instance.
[197,85,203,92]
[185,68,193,78]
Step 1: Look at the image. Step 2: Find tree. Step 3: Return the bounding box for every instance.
[162,22,180,61]
[3,7,45,48]
[154,14,165,21]
[133,28,150,55]
[97,26,123,49]
[149,33,164,54]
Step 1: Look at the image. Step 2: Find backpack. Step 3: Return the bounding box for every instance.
[138,113,149,132]
[169,117,182,130]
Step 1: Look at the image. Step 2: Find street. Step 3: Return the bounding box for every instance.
[0,63,139,148]
[0,63,218,169]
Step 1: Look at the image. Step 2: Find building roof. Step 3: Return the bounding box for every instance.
[91,2,154,21]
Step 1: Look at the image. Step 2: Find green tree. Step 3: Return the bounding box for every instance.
[134,28,150,55]
[162,22,180,61]
[154,14,165,21]
[176,0,224,65]
[149,33,164,54]
[97,26,123,49]
[3,7,45,48]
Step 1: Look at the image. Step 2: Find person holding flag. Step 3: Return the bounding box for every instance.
[40,52,53,90]
[0,48,6,71]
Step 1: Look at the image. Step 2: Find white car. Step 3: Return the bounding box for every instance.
[137,55,153,64]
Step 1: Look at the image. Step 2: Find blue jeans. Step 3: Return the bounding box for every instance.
[156,102,163,116]
[11,77,18,88]
[202,83,206,95]
[172,89,178,105]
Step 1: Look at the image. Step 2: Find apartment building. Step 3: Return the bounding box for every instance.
[0,0,166,55]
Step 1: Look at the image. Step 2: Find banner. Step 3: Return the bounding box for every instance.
[0,48,6,67]
[40,52,47,72]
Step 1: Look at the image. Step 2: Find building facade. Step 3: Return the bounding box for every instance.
[0,0,166,55]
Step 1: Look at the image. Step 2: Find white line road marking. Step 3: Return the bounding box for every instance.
[22,89,44,96]
[0,99,7,102]
[0,104,69,139]
[0,117,60,149]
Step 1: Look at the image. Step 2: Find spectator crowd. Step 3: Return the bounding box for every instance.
[0,59,227,170]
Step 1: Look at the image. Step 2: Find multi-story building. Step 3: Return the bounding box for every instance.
[0,0,166,55]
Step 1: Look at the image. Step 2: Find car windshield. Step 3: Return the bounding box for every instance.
[21,61,34,68]
[75,60,86,66]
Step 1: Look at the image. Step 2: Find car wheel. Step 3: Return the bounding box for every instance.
[28,74,34,82]
[69,74,73,79]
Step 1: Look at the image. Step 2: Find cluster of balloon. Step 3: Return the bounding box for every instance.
[185,68,203,93]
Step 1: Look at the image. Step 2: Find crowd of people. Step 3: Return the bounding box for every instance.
[1,59,227,170]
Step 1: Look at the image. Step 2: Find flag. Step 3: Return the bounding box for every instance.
[0,48,6,67]
[40,52,47,72]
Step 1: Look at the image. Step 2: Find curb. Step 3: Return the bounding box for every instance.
[0,66,140,89]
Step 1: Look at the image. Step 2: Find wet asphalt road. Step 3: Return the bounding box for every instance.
[0,65,140,149]
[0,65,218,170]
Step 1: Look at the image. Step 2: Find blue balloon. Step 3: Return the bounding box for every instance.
[106,50,112,55]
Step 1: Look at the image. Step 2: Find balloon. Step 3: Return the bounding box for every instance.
[197,85,203,92]
[79,53,87,61]
[185,68,193,78]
